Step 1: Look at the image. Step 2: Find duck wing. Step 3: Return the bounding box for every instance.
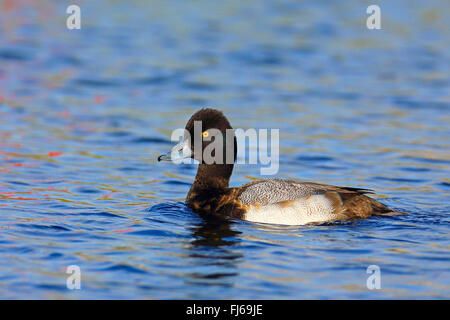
[236,179,404,224]
[237,179,370,205]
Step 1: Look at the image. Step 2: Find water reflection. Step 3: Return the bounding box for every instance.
[190,216,241,248]
[186,216,243,286]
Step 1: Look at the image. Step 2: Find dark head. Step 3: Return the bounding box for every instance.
[158,108,237,191]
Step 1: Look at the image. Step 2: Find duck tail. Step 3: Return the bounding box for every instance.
[380,210,408,216]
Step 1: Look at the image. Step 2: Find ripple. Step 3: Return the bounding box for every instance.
[0,49,30,61]
[130,136,172,144]
[16,224,71,232]
[373,176,427,183]
[296,155,334,162]
[128,228,186,238]
[74,187,102,194]
[72,78,121,87]
[73,211,127,219]
[100,264,148,274]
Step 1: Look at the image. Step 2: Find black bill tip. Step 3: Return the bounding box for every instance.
[158,153,171,162]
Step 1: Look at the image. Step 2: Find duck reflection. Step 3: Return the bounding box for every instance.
[185,215,243,286]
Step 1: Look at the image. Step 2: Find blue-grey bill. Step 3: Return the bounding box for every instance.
[157,153,172,162]
[157,139,192,163]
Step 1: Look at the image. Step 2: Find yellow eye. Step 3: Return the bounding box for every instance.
[202,131,209,138]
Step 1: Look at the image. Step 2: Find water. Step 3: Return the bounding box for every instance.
[0,0,449,299]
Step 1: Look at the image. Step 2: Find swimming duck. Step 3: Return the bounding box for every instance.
[158,108,404,225]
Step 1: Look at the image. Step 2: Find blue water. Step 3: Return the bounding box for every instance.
[0,0,449,299]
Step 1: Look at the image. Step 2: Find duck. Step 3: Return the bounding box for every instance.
[158,108,405,225]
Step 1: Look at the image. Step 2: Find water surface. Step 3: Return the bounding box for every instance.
[0,0,449,299]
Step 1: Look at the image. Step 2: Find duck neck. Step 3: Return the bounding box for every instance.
[187,163,234,199]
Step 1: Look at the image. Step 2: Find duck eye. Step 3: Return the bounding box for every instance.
[202,131,209,138]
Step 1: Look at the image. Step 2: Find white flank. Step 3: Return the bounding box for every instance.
[243,194,336,225]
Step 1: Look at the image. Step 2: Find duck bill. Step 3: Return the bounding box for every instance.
[158,139,192,163]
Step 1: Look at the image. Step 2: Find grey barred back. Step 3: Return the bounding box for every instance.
[238,179,325,206]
